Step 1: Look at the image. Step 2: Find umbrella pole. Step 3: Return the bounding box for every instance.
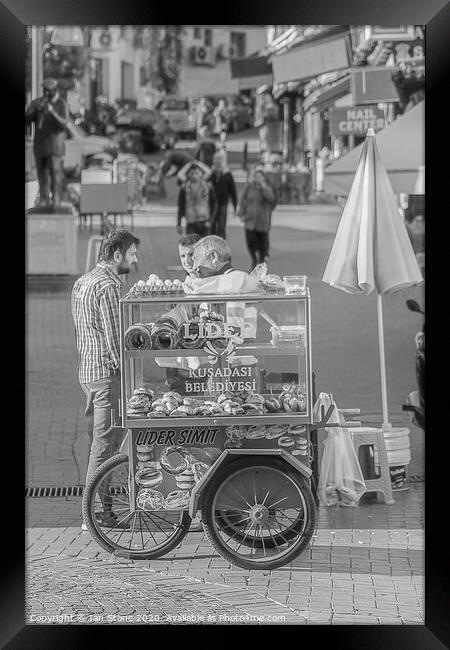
[377,294,391,430]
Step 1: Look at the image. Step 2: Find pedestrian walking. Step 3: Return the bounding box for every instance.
[177,162,217,237]
[195,97,213,137]
[209,151,237,240]
[237,168,277,271]
[25,77,70,207]
[71,229,140,529]
[213,98,228,143]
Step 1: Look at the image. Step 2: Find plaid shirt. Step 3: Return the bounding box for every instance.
[71,263,123,384]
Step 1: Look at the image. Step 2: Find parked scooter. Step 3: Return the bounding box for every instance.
[403,299,425,430]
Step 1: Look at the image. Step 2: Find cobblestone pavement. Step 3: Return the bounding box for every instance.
[26,499,424,625]
[25,213,425,625]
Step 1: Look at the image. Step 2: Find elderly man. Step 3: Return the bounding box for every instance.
[187,235,259,367]
[187,235,259,294]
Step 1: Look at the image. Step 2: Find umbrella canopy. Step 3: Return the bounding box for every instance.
[322,128,423,428]
[324,101,424,196]
[322,129,423,295]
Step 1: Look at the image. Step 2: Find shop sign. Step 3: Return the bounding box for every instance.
[181,319,241,365]
[351,67,399,104]
[329,105,385,136]
[364,26,416,41]
[129,421,307,511]
[185,364,257,394]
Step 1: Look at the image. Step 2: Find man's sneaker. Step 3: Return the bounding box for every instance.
[96,512,131,529]
[82,513,131,530]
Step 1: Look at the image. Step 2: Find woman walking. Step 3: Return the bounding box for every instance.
[177,162,217,237]
[237,168,277,271]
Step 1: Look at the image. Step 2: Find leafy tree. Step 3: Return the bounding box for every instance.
[42,27,90,95]
[140,26,183,95]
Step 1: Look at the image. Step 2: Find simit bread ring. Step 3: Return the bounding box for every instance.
[163,490,190,510]
[136,444,155,454]
[241,403,264,415]
[192,462,210,482]
[124,323,153,350]
[289,424,307,436]
[226,425,246,440]
[151,323,179,350]
[278,435,295,448]
[183,397,202,408]
[136,451,154,462]
[135,465,163,488]
[175,469,196,490]
[225,438,242,449]
[170,406,192,417]
[245,425,266,439]
[163,391,183,404]
[217,391,235,404]
[265,424,289,439]
[245,394,265,406]
[159,446,192,474]
[158,315,182,329]
[136,488,164,511]
[137,460,157,470]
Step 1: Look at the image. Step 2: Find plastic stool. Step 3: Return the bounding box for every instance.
[351,428,395,504]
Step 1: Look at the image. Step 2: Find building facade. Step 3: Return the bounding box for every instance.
[178,26,267,98]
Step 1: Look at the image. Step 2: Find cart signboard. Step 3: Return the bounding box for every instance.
[128,422,311,511]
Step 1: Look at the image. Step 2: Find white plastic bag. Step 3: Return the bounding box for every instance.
[314,393,366,507]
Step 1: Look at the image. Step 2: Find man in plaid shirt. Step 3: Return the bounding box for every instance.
[71,229,140,529]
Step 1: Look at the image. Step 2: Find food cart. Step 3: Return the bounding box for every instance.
[82,286,334,570]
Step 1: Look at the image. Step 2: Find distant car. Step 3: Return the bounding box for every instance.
[114,108,177,153]
[66,123,118,158]
[207,95,253,133]
[63,123,119,176]
[156,97,197,139]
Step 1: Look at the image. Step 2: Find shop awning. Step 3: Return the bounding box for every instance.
[230,55,272,90]
[303,76,350,112]
[230,55,271,78]
[271,30,351,85]
[323,100,424,196]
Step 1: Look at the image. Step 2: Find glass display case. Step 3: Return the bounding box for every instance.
[119,290,313,432]
[82,289,324,569]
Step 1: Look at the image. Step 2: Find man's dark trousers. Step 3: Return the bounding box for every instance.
[211,203,228,239]
[36,154,64,205]
[186,222,210,237]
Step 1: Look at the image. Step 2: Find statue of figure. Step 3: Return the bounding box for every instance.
[25,78,69,207]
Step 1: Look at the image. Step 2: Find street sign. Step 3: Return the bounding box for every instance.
[329,105,385,137]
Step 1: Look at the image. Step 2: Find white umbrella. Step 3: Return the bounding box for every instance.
[322,128,423,429]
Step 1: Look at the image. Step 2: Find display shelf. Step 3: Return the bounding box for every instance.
[124,413,311,428]
[122,289,310,304]
[124,344,306,358]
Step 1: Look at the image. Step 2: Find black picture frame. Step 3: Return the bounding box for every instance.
[6,0,448,645]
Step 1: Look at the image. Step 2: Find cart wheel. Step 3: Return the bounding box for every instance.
[202,456,316,570]
[82,454,190,560]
